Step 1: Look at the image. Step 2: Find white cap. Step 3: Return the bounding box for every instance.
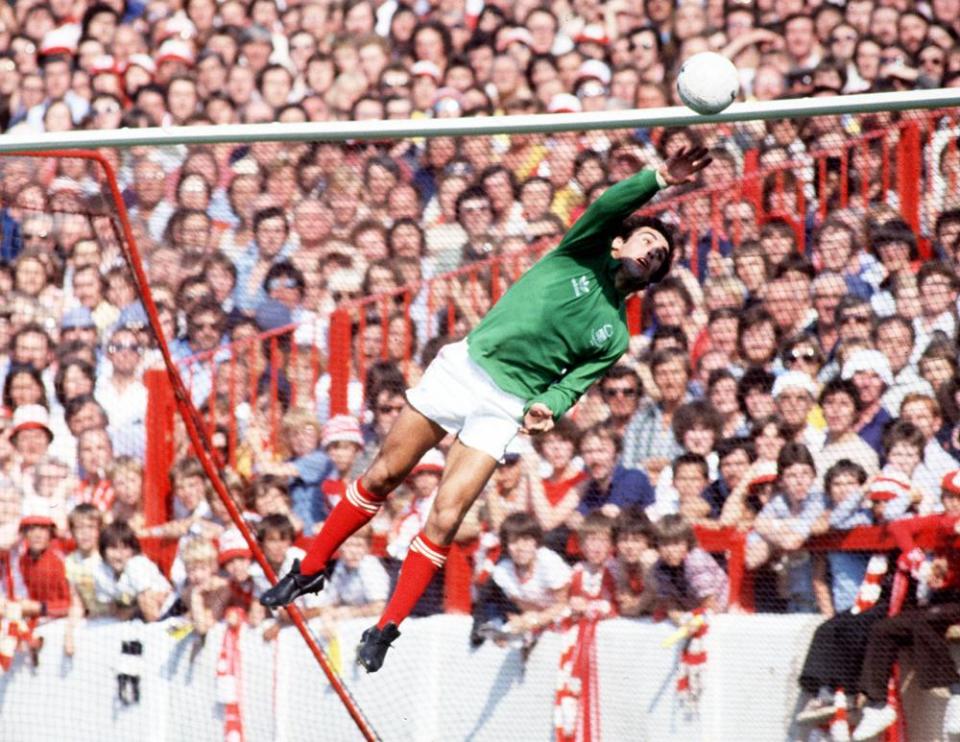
[772,370,817,399]
[411,60,442,83]
[547,93,582,113]
[842,349,893,387]
[577,59,612,86]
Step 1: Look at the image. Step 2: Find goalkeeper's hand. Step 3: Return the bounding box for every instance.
[521,403,555,435]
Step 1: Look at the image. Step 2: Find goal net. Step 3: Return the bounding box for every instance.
[1,101,959,741]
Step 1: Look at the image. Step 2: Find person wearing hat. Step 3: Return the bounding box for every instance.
[772,370,825,453]
[842,348,894,455]
[261,147,711,673]
[319,415,366,514]
[14,506,71,620]
[10,404,55,482]
[218,527,256,614]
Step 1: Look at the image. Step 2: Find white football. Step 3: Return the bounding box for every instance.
[676,51,740,115]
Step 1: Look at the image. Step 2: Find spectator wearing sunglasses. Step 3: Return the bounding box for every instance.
[597,365,643,439]
[96,326,147,459]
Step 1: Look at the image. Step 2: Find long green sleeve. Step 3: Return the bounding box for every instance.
[466,169,663,419]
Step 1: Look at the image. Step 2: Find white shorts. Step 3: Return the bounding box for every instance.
[406,339,525,461]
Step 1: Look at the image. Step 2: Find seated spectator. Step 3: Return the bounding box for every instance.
[746,443,827,613]
[609,507,657,617]
[94,521,174,622]
[652,514,729,622]
[315,526,390,638]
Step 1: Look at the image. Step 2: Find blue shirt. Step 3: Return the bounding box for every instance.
[289,449,336,533]
[859,408,893,455]
[577,465,655,515]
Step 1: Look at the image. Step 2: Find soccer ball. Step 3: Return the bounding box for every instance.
[676,52,740,115]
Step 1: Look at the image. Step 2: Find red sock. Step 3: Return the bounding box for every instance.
[378,533,450,629]
[300,480,384,575]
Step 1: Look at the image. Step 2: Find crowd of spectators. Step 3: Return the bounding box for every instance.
[4,0,960,689]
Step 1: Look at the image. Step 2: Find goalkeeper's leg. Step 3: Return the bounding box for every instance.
[260,404,445,608]
[357,439,498,672]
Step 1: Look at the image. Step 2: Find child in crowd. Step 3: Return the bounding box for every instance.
[94,521,174,622]
[493,512,572,635]
[250,513,322,639]
[250,475,305,536]
[747,443,827,613]
[315,526,390,639]
[319,415,366,515]
[385,449,446,617]
[13,509,71,620]
[609,507,658,617]
[257,408,334,535]
[568,512,618,621]
[64,504,107,656]
[107,456,145,533]
[218,528,261,625]
[180,537,231,636]
[810,460,872,615]
[652,514,728,621]
[65,504,109,617]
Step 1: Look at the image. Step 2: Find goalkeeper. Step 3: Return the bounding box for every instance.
[261,147,711,672]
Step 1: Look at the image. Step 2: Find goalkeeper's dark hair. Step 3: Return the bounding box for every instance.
[617,214,676,284]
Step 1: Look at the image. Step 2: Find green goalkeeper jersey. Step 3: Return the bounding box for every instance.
[467,168,664,420]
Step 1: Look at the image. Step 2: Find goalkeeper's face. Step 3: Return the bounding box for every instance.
[612,226,670,294]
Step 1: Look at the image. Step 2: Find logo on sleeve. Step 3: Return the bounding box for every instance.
[571,275,590,297]
[590,324,614,347]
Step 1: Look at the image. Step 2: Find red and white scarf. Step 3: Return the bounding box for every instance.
[553,564,617,742]
[0,602,38,673]
[74,478,115,513]
[850,555,889,615]
[216,608,246,742]
[676,609,709,707]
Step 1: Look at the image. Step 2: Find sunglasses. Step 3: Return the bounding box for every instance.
[23,231,49,241]
[191,320,221,331]
[840,314,871,325]
[602,387,638,398]
[787,348,818,363]
[108,342,143,353]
